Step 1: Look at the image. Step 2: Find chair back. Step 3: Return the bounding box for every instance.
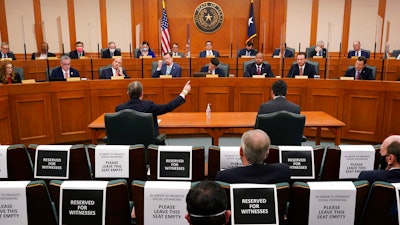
[0,144,34,181]
[391,49,400,58]
[218,62,229,77]
[306,60,319,74]
[151,61,158,75]
[255,111,305,145]
[14,67,24,80]
[134,48,140,58]
[26,180,58,225]
[98,64,112,78]
[305,46,316,58]
[208,146,222,180]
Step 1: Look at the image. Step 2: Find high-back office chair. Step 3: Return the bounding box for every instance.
[151,61,158,75]
[0,144,34,181]
[255,111,305,146]
[346,65,377,79]
[100,48,121,57]
[13,67,24,80]
[391,50,400,58]
[273,47,295,57]
[305,46,316,58]
[98,65,112,78]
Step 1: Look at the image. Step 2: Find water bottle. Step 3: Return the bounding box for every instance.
[206,103,211,118]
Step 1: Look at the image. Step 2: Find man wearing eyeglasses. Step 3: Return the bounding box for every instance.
[50,55,80,80]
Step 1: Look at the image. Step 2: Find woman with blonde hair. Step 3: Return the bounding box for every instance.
[0,60,21,84]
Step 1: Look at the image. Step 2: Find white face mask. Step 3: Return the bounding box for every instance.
[109,48,115,53]
[142,47,148,52]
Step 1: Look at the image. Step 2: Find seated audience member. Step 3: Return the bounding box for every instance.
[238,42,257,57]
[0,61,21,84]
[50,55,80,80]
[69,41,85,59]
[244,52,274,77]
[357,135,400,184]
[258,79,300,114]
[344,56,374,80]
[199,41,220,58]
[136,41,156,58]
[310,40,327,58]
[0,42,16,60]
[287,52,317,78]
[347,41,370,58]
[185,180,231,225]
[272,46,294,58]
[31,42,56,60]
[215,129,290,184]
[171,43,185,57]
[100,58,128,79]
[152,52,182,78]
[200,58,224,77]
[115,80,191,136]
[101,41,121,58]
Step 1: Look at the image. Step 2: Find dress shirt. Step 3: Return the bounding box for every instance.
[207,50,213,56]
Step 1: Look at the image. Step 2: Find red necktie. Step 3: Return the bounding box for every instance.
[64,71,69,79]
[257,66,261,75]
[299,67,303,75]
[356,71,360,80]
[115,69,118,76]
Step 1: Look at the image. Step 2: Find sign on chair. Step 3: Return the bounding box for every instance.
[34,145,72,179]
[338,145,375,179]
[220,146,241,170]
[0,181,30,225]
[157,146,192,180]
[0,146,8,178]
[279,146,315,179]
[94,145,129,178]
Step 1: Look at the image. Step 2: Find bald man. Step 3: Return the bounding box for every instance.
[357,135,400,184]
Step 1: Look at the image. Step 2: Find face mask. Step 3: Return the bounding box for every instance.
[109,48,115,53]
[142,47,148,52]
[77,47,84,53]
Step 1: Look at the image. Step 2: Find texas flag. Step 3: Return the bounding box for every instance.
[246,0,257,43]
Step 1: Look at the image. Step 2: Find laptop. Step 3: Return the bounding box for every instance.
[192,72,207,77]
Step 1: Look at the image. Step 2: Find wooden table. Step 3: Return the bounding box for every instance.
[88,111,345,145]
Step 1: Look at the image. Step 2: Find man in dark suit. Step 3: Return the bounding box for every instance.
[1,42,16,60]
[100,58,128,79]
[49,55,80,80]
[152,52,182,78]
[310,40,327,58]
[258,79,300,114]
[244,53,274,77]
[199,41,220,58]
[31,42,56,60]
[347,41,370,58]
[200,58,224,77]
[238,42,257,57]
[115,80,191,136]
[69,41,85,59]
[357,135,400,184]
[345,56,374,80]
[287,52,317,78]
[101,41,121,58]
[215,129,290,184]
[272,47,294,58]
[171,43,185,57]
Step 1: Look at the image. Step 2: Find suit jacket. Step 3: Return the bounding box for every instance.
[115,96,186,136]
[238,48,257,57]
[101,49,122,58]
[287,62,317,78]
[357,169,400,184]
[69,50,86,59]
[215,163,291,184]
[199,50,220,58]
[272,49,294,58]
[310,48,327,58]
[345,67,374,80]
[152,63,181,78]
[391,50,400,59]
[50,66,80,80]
[244,63,274,77]
[200,66,224,77]
[100,67,128,79]
[258,96,300,114]
[1,51,16,60]
[31,52,56,60]
[347,50,370,58]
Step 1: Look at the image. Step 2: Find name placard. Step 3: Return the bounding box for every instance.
[340,77,354,80]
[0,146,8,178]
[111,76,124,80]
[67,77,81,82]
[308,181,356,225]
[60,180,108,225]
[160,75,173,79]
[252,75,266,78]
[279,146,315,179]
[339,145,375,179]
[206,55,215,58]
[206,74,219,78]
[0,181,30,225]
[313,56,323,58]
[157,146,192,180]
[241,55,255,58]
[295,75,308,79]
[230,183,278,225]
[219,146,241,170]
[95,145,129,178]
[34,145,71,179]
[144,181,190,225]
[21,79,36,84]
[139,55,152,59]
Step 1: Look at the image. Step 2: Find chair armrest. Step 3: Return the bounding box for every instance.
[155,133,166,145]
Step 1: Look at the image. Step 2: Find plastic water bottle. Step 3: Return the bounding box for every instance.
[206,103,211,118]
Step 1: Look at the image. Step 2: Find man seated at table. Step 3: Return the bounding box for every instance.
[1,42,16,60]
[200,58,224,77]
[347,40,370,58]
[238,42,257,57]
[244,53,274,77]
[215,129,290,184]
[152,52,181,78]
[357,135,400,184]
[171,43,185,57]
[115,80,191,136]
[31,42,57,60]
[69,41,85,59]
[101,41,121,58]
[310,40,327,58]
[199,41,220,58]
[100,58,129,79]
[258,80,300,114]
[50,55,80,80]
[287,52,317,78]
[344,56,374,80]
[272,46,294,58]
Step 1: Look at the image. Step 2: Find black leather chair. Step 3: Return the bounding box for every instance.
[0,144,34,181]
[255,110,305,146]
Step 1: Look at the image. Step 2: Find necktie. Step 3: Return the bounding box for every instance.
[356,71,360,80]
[64,71,69,79]
[114,69,118,76]
[166,66,172,75]
[257,65,261,75]
[299,66,303,75]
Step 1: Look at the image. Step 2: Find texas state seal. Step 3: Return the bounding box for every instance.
[193,2,224,33]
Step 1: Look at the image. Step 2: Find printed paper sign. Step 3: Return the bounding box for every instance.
[95,145,129,178]
[308,181,356,225]
[158,146,192,180]
[34,145,71,179]
[60,180,108,225]
[392,183,400,224]
[339,145,375,179]
[279,146,315,179]
[0,146,9,178]
[220,146,241,170]
[144,181,190,225]
[0,181,30,225]
[230,183,278,225]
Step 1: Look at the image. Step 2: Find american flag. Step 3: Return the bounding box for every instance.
[161,0,171,55]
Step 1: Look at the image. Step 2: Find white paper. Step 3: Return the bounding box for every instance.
[95,145,129,178]
[0,181,30,225]
[0,146,9,178]
[339,145,375,179]
[219,146,241,170]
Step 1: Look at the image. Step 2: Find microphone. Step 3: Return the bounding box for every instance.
[289,64,296,78]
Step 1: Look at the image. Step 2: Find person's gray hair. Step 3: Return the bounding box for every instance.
[60,55,71,62]
[241,129,270,164]
[128,81,143,99]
